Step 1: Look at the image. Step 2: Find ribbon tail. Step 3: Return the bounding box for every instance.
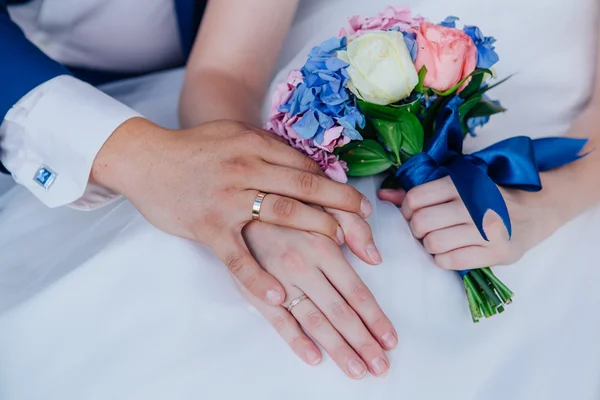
[447,157,512,240]
[533,138,589,171]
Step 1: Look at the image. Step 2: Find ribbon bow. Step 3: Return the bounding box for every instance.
[396,96,587,241]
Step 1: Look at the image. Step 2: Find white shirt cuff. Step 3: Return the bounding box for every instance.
[0,75,141,210]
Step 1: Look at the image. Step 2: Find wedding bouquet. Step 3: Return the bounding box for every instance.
[266,7,587,322]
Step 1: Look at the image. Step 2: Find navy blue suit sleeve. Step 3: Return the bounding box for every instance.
[0,0,72,122]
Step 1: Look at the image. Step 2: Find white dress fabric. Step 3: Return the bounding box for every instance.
[1,0,599,399]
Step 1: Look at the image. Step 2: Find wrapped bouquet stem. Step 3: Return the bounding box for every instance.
[266,6,587,322]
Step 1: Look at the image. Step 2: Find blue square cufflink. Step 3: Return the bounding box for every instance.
[33,165,57,190]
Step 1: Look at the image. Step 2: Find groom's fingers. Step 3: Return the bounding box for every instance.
[251,165,371,218]
[212,235,286,306]
[244,192,343,244]
[326,208,382,265]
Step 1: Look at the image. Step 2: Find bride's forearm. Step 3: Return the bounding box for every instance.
[179,69,262,128]
[539,100,600,226]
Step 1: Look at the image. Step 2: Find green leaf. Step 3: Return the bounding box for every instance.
[345,159,394,176]
[459,95,483,121]
[458,95,483,135]
[479,74,514,96]
[415,66,428,94]
[432,68,493,97]
[371,119,403,164]
[422,95,449,143]
[338,139,395,176]
[338,139,392,164]
[397,112,424,156]
[357,98,421,121]
[468,98,506,118]
[459,72,485,99]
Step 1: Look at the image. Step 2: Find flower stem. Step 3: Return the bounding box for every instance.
[462,268,514,323]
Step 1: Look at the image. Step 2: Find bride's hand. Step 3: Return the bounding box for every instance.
[92,117,373,306]
[239,221,397,379]
[378,176,562,270]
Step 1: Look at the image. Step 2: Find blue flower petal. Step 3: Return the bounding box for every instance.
[464,25,500,69]
[280,36,365,144]
[402,31,418,63]
[293,111,321,140]
[440,16,459,28]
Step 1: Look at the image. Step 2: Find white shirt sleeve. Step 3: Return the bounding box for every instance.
[0,75,141,210]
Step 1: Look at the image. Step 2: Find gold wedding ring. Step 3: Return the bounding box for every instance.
[286,294,309,312]
[251,192,268,221]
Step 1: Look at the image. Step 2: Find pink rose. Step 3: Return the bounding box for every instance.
[414,22,477,92]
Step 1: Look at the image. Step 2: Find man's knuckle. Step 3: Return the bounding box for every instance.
[298,172,319,195]
[272,197,297,219]
[303,157,320,174]
[242,273,258,291]
[225,252,246,276]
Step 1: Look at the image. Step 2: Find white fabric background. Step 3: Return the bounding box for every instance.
[0,0,599,399]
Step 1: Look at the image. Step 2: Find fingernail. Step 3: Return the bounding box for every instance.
[267,290,282,305]
[366,243,383,264]
[305,349,321,365]
[360,197,373,217]
[371,357,389,376]
[336,226,345,245]
[382,332,398,349]
[348,359,367,379]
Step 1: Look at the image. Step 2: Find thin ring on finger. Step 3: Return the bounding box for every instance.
[286,294,309,312]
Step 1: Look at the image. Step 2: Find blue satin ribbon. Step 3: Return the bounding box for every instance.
[396,96,587,277]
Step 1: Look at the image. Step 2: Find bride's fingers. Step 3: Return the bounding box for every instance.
[423,224,487,255]
[289,298,369,380]
[377,188,406,206]
[212,234,286,305]
[318,257,397,351]
[301,270,390,377]
[238,285,323,367]
[401,176,458,219]
[244,192,343,244]
[434,246,499,271]
[325,208,381,265]
[409,200,471,239]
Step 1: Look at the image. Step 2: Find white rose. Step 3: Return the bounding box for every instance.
[338,31,419,106]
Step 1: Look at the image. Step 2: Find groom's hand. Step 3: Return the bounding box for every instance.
[91,117,373,306]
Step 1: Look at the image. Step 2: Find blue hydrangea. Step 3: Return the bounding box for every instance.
[440,16,459,28]
[279,37,364,143]
[439,16,499,69]
[463,25,499,69]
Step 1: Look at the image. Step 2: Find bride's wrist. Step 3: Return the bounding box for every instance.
[91,117,171,197]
